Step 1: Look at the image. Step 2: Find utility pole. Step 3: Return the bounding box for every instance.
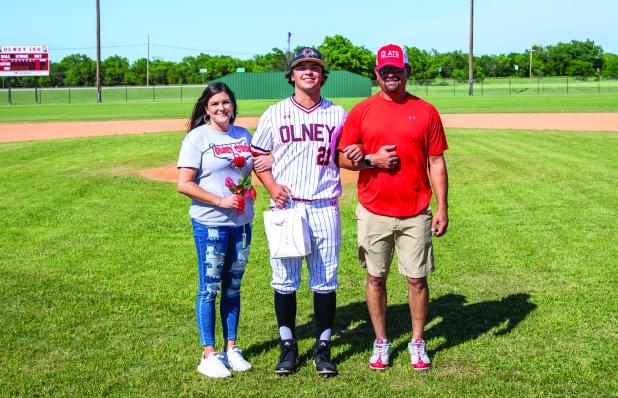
[287,32,292,64]
[528,47,534,78]
[96,0,101,103]
[468,0,474,96]
[146,35,150,86]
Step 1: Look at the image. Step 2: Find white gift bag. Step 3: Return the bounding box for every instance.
[263,204,311,259]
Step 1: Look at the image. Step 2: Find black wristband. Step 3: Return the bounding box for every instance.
[363,155,373,168]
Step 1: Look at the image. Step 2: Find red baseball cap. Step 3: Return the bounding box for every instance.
[375,44,408,70]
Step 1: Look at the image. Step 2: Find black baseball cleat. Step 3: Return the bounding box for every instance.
[275,339,298,376]
[312,340,337,377]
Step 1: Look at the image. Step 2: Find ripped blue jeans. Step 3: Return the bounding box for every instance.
[192,219,252,347]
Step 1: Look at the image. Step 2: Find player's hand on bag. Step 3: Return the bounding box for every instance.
[342,144,365,162]
[253,154,274,173]
[219,194,244,210]
[432,208,448,237]
[372,145,400,169]
[270,184,292,208]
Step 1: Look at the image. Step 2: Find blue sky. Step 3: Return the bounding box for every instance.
[3,0,616,62]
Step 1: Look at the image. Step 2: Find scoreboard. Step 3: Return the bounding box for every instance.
[0,45,49,77]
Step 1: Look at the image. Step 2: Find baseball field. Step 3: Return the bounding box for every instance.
[1,93,617,396]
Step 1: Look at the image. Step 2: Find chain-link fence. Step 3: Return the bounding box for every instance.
[0,84,207,105]
[382,77,618,96]
[2,77,618,105]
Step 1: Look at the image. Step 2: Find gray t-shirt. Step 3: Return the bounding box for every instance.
[177,124,254,226]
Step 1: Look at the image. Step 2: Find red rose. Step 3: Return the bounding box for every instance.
[233,156,246,168]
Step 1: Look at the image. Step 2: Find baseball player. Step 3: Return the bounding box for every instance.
[251,47,363,377]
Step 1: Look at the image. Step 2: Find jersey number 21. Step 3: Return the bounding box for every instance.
[316,146,331,166]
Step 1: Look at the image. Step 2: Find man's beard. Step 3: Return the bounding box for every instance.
[384,79,401,93]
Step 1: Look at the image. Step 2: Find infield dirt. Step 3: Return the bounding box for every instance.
[1,113,617,144]
[1,113,616,184]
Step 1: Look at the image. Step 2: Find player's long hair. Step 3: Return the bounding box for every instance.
[187,82,238,132]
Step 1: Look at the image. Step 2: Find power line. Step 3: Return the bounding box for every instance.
[53,44,145,51]
[150,43,257,56]
[51,43,260,58]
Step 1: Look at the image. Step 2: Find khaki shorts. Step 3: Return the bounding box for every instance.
[355,203,434,278]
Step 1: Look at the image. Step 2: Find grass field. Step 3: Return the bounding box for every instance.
[1,129,616,396]
[1,92,618,124]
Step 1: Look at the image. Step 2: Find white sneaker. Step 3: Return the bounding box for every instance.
[222,346,252,371]
[408,339,432,371]
[197,352,232,378]
[369,338,391,370]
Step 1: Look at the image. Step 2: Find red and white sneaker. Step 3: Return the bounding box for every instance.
[408,338,431,371]
[369,338,391,370]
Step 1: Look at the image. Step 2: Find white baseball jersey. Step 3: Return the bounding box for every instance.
[250,97,346,201]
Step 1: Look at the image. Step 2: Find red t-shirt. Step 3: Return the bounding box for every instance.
[338,93,448,217]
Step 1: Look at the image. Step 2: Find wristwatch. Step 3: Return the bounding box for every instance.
[363,155,373,168]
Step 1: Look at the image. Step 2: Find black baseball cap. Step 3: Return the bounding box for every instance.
[289,47,325,69]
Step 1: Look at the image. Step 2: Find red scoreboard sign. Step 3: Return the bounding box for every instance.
[0,45,50,77]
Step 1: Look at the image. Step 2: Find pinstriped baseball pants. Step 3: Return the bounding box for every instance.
[270,199,341,293]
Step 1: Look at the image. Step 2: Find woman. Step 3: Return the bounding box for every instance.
[177,82,255,378]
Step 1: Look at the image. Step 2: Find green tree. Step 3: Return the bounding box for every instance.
[435,51,467,78]
[601,53,618,78]
[470,64,486,80]
[164,62,188,84]
[7,38,614,88]
[251,48,288,72]
[318,35,374,78]
[405,47,434,80]
[567,59,595,78]
[205,56,238,80]
[476,54,498,77]
[149,60,177,85]
[59,54,96,86]
[126,58,147,85]
[451,69,466,80]
[102,55,129,85]
[180,54,210,84]
[545,40,603,76]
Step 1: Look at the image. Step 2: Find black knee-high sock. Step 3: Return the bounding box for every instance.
[274,291,297,340]
[313,291,336,341]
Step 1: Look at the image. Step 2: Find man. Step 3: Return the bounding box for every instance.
[251,47,363,377]
[337,44,449,371]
